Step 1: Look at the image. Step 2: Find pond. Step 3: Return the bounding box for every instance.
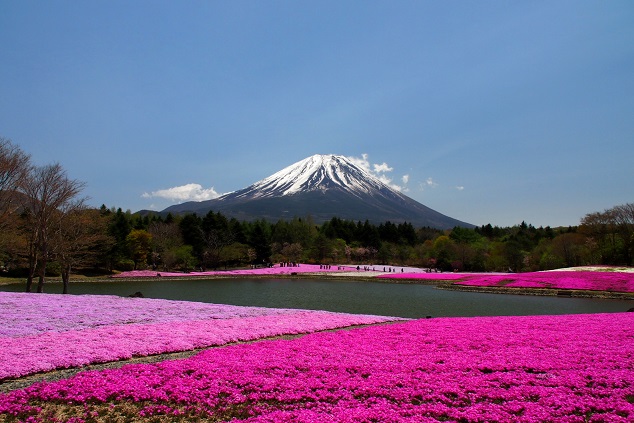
[2,278,631,318]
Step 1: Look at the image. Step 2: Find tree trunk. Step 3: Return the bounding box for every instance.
[62,265,70,294]
[26,245,37,292]
[36,275,44,293]
[25,275,34,293]
[36,247,47,293]
[25,254,36,293]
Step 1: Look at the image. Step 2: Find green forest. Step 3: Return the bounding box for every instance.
[4,202,634,279]
[88,205,634,273]
[2,137,633,292]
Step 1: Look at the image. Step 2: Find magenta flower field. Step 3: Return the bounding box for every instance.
[453,271,634,293]
[0,293,399,380]
[379,270,634,293]
[2,313,632,422]
[115,263,634,293]
[378,272,470,281]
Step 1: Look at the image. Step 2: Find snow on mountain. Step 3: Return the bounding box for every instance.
[226,154,389,200]
[161,154,473,228]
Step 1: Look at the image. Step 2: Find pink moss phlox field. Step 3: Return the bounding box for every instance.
[378,273,471,281]
[112,263,353,278]
[453,271,634,293]
[0,292,304,338]
[0,293,399,379]
[0,313,394,380]
[379,270,634,293]
[2,313,632,422]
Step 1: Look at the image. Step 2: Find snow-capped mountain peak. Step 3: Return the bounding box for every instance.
[228,154,392,199]
[161,154,473,229]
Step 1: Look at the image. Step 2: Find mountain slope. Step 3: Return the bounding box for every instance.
[162,154,473,229]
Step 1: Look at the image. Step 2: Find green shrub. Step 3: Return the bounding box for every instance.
[116,259,135,271]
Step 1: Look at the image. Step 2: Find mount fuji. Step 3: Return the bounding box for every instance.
[161,154,473,229]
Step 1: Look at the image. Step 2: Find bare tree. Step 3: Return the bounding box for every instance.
[0,137,31,229]
[202,229,235,269]
[0,137,33,277]
[54,206,112,293]
[551,232,588,267]
[280,242,303,263]
[148,221,183,270]
[612,203,634,265]
[581,203,634,265]
[20,163,86,292]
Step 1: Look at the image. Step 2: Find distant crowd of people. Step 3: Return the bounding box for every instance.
[249,262,446,273]
[355,266,404,273]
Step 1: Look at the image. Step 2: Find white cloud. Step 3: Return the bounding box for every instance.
[420,177,439,190]
[373,162,393,173]
[142,183,221,202]
[347,153,408,192]
[377,174,402,191]
[456,185,465,191]
[348,153,371,173]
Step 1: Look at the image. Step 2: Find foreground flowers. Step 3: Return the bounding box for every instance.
[1,313,632,422]
[0,293,399,379]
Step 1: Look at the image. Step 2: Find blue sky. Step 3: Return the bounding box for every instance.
[1,1,632,228]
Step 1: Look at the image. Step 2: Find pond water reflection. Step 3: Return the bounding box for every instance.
[2,278,631,318]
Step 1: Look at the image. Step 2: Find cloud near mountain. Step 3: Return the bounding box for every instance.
[142,154,409,203]
[142,183,221,202]
[158,154,473,229]
[347,154,408,192]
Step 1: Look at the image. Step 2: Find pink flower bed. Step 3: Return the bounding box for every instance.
[0,292,304,338]
[112,263,353,278]
[2,313,632,422]
[453,271,634,293]
[379,270,634,293]
[0,293,399,379]
[378,272,473,281]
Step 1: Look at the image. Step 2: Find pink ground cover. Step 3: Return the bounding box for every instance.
[112,263,353,278]
[378,272,473,281]
[452,271,634,293]
[0,292,305,338]
[378,270,634,293]
[0,292,399,380]
[2,313,632,422]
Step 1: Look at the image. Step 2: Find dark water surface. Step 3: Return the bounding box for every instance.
[1,278,631,318]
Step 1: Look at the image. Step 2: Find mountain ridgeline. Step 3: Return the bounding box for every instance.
[162,154,473,229]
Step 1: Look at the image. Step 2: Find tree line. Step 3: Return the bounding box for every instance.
[2,137,633,293]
